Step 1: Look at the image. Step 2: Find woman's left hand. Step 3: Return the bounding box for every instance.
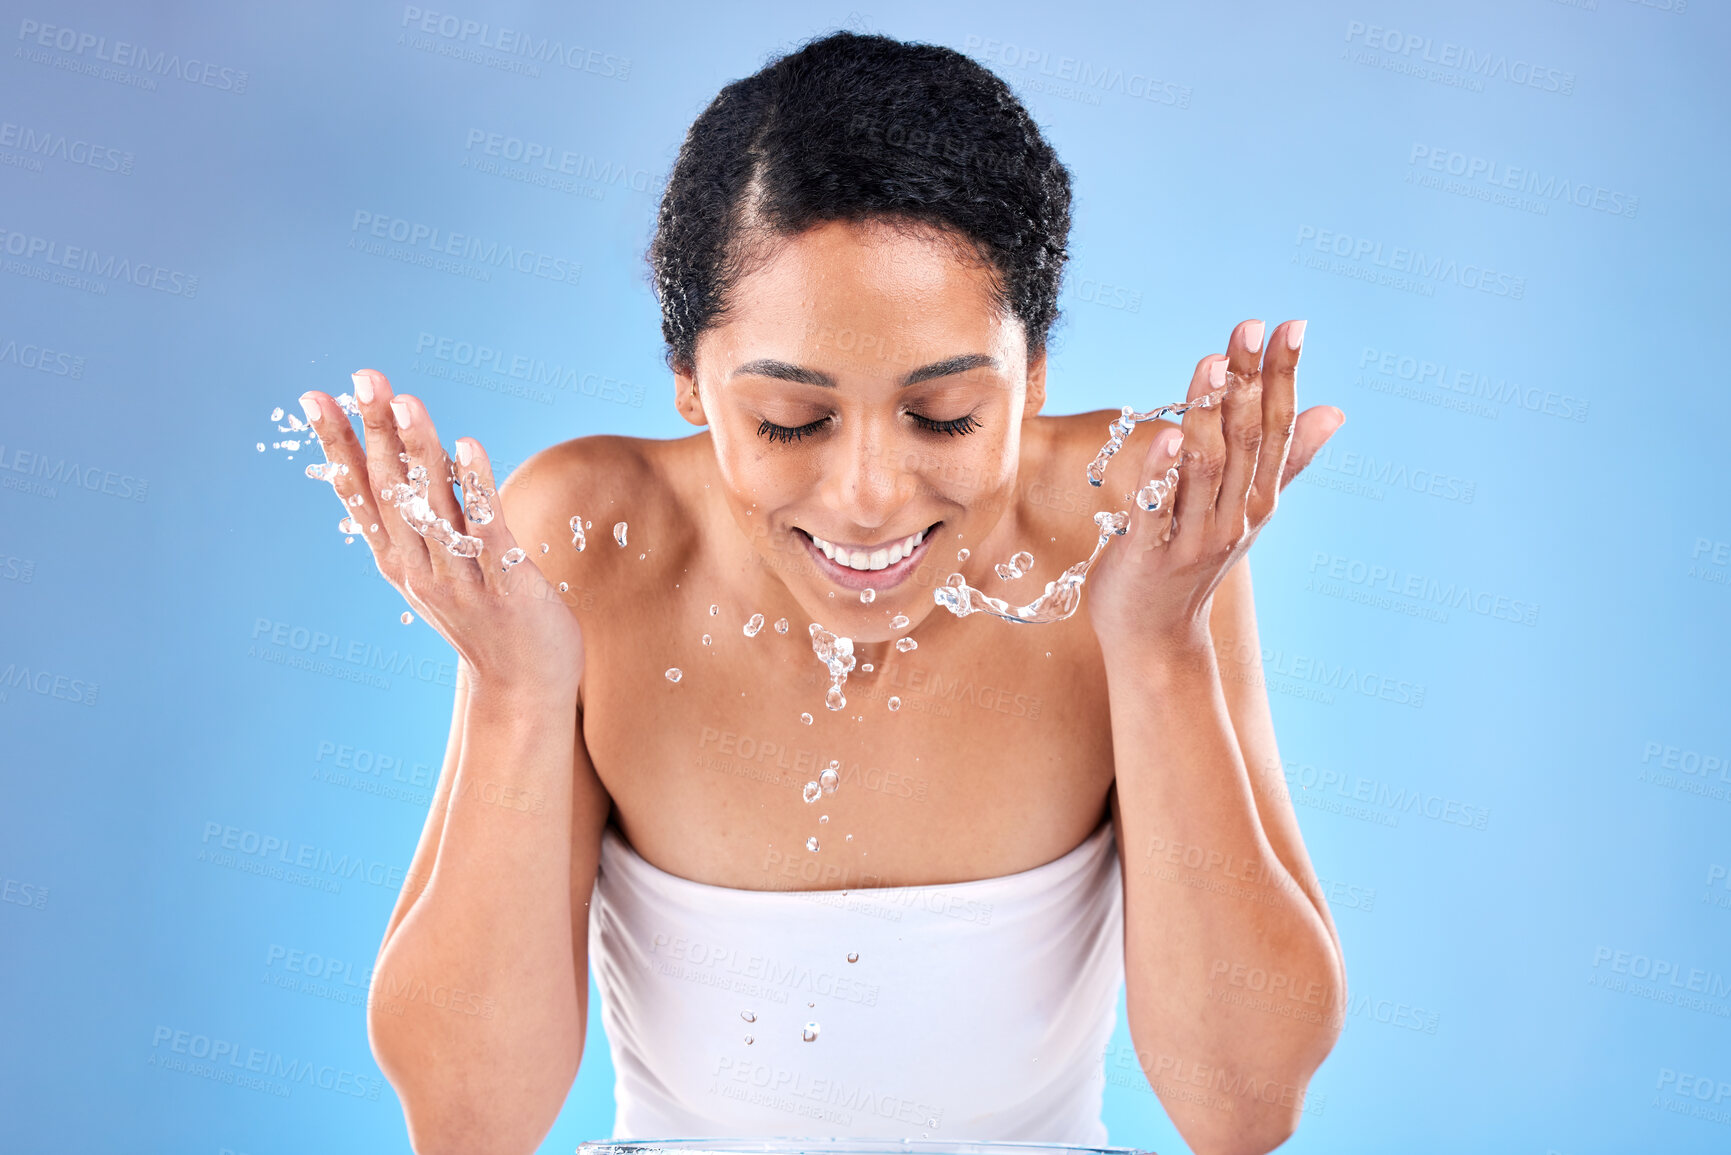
[1086,318,1344,654]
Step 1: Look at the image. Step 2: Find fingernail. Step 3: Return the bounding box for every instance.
[390,398,411,430]
[1208,359,1226,389]
[351,371,374,404]
[1167,432,1183,457]
[456,439,473,466]
[1286,320,1307,352]
[299,393,321,424]
[1242,321,1265,354]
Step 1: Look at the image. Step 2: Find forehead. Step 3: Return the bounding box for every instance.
[706,218,1020,362]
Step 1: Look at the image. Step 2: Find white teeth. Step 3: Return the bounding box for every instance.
[807,526,928,571]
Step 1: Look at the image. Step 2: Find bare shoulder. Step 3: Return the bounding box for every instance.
[493,431,707,606]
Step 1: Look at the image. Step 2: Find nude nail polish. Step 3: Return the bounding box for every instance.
[299,393,321,424]
[390,398,411,430]
[351,371,374,404]
[1287,320,1307,352]
[1209,359,1226,389]
[1242,321,1265,354]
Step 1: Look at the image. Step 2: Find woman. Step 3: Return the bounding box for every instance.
[298,30,1346,1155]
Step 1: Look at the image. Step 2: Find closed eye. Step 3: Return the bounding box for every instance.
[754,411,982,444]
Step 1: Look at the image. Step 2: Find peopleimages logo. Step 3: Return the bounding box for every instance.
[1294,225,1525,299]
[1343,20,1575,95]
[1407,144,1638,219]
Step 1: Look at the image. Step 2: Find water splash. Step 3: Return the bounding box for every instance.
[933,374,1239,625]
[994,551,1035,580]
[744,613,765,637]
[570,516,586,551]
[809,623,856,711]
[383,464,483,557]
[613,521,628,547]
[461,470,495,526]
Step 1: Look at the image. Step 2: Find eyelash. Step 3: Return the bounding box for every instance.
[756,412,982,444]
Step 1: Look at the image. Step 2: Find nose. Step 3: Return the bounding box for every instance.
[819,417,912,532]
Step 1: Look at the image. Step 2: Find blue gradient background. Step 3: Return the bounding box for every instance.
[2,1,1728,1153]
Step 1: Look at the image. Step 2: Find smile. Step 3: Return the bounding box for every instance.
[794,522,940,589]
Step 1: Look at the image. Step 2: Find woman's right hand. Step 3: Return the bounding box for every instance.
[298,368,585,702]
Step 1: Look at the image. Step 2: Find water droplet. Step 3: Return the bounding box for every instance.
[744,1035,754,1045]
[774,618,789,634]
[957,548,970,562]
[256,442,266,452]
[846,952,859,963]
[460,470,496,525]
[803,781,822,804]
[819,764,839,794]
[888,696,901,711]
[994,550,1036,581]
[861,662,873,673]
[369,523,379,533]
[400,611,413,625]
[540,542,550,554]
[306,462,340,482]
[702,633,712,646]
[806,836,820,853]
[347,492,364,507]
[800,712,813,725]
[895,637,917,653]
[845,834,853,842]
[270,406,284,422]
[339,515,363,535]
[860,588,875,603]
[709,604,719,616]
[818,814,829,824]
[889,613,910,629]
[613,521,628,547]
[560,582,569,592]
[501,547,526,570]
[741,1010,756,1023]
[570,515,587,551]
[665,668,683,683]
[744,613,765,637]
[802,1022,820,1042]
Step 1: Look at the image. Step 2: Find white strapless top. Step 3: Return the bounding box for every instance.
[587,820,1124,1142]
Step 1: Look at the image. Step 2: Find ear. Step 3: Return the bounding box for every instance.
[673,364,707,427]
[1023,349,1048,418]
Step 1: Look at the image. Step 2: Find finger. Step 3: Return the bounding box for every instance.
[1217,320,1267,538]
[387,392,479,585]
[1251,320,1305,522]
[1174,354,1228,550]
[350,368,433,577]
[1279,405,1346,490]
[454,437,533,595]
[299,390,387,555]
[1132,421,1183,550]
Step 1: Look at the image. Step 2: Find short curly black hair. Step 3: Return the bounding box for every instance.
[647,30,1073,376]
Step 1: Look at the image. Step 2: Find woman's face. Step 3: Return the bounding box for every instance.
[674,217,1047,644]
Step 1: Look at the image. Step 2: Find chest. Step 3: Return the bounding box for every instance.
[577,584,1119,889]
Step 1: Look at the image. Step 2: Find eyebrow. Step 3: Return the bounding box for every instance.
[730,352,1000,388]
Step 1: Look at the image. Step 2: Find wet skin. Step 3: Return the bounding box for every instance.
[302,215,1346,1155]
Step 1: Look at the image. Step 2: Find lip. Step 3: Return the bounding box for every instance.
[795,521,941,591]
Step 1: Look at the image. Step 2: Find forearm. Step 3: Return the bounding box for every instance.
[1106,634,1342,1154]
[369,683,582,1155]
